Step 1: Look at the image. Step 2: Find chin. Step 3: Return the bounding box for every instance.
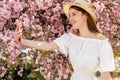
[70,27,79,32]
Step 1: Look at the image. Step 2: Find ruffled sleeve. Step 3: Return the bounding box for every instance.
[96,41,115,72]
[54,33,70,56]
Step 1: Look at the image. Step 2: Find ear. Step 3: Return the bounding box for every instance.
[83,13,87,20]
[84,13,88,18]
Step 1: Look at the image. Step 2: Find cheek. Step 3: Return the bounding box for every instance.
[77,17,84,23]
[75,15,82,20]
[76,17,82,23]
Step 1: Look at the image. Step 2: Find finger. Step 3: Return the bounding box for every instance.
[15,31,22,35]
[15,29,22,36]
[15,23,22,32]
[18,24,21,31]
[14,33,22,38]
[15,25,19,32]
[14,33,22,39]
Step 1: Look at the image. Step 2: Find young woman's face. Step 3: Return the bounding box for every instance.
[69,8,87,29]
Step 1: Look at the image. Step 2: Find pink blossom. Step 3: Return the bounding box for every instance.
[0,55,6,60]
[0,67,7,77]
[9,0,23,12]
[0,8,11,19]
[18,68,23,77]
[35,0,44,9]
[23,17,30,28]
[0,21,6,30]
[0,0,119,79]
[11,12,20,18]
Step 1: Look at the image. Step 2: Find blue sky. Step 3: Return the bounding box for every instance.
[0,51,2,55]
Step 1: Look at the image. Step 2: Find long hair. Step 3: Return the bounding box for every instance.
[70,6,102,34]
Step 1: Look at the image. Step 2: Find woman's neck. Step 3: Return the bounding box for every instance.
[78,23,94,37]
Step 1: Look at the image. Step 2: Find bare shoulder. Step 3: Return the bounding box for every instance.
[96,33,108,40]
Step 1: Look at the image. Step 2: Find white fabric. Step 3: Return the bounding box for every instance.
[54,32,115,80]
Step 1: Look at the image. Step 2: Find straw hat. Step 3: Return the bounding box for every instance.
[63,0,96,23]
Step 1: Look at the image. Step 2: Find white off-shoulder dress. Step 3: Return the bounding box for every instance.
[54,32,115,80]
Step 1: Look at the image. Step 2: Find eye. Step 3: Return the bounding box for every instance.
[69,12,77,18]
[72,13,76,16]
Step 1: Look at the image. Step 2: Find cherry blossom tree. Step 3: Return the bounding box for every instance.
[0,0,119,79]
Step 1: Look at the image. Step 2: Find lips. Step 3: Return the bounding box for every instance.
[69,28,79,35]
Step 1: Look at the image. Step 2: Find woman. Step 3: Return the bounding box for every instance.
[14,0,115,80]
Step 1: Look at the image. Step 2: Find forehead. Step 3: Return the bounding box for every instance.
[69,8,82,14]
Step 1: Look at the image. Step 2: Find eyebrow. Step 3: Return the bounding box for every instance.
[71,11,77,14]
[69,11,77,17]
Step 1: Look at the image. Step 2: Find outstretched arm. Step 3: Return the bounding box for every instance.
[22,39,58,51]
[14,23,59,51]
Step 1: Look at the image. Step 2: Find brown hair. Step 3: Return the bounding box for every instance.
[70,6,102,34]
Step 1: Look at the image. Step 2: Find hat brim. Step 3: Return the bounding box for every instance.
[63,3,96,23]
